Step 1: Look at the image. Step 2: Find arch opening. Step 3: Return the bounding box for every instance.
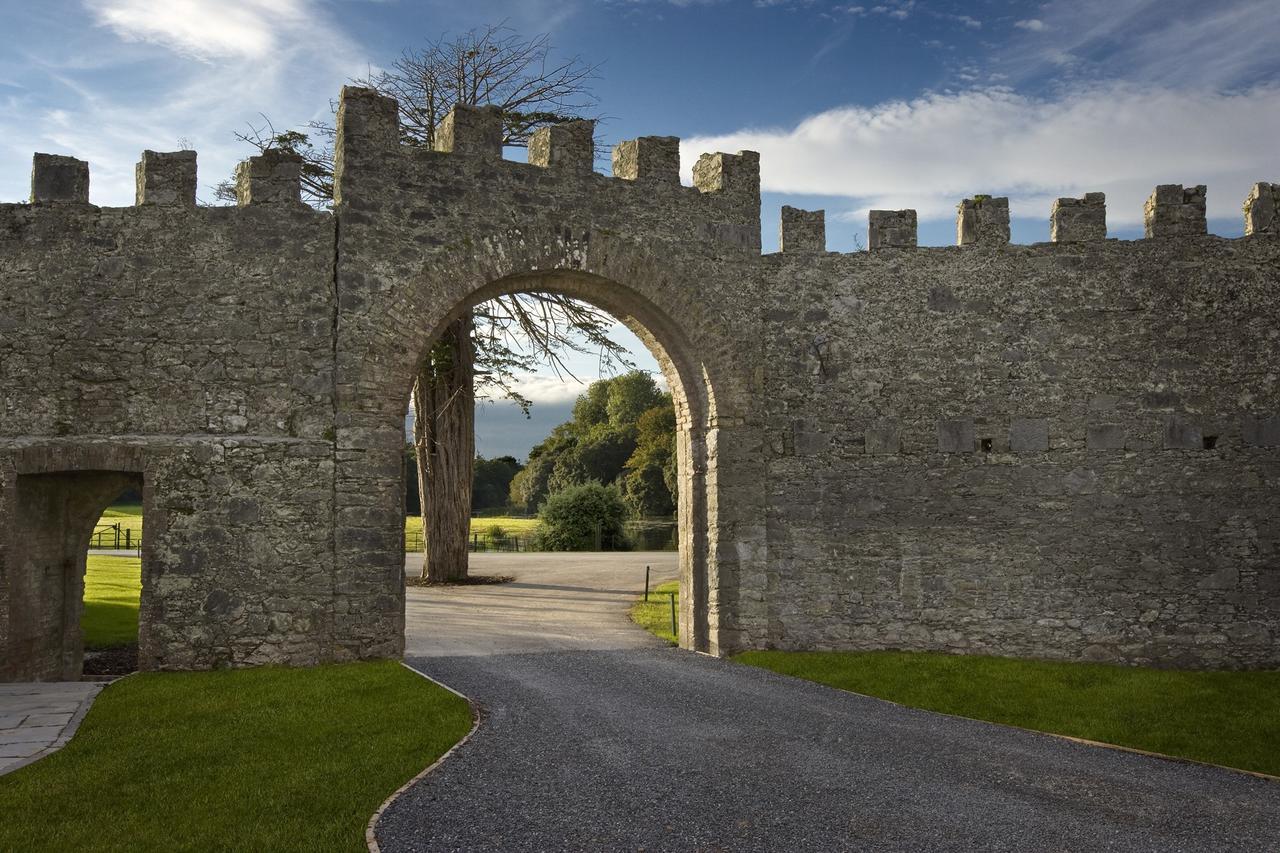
[397,270,716,652]
[5,470,149,681]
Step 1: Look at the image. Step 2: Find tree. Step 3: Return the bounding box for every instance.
[621,404,677,517]
[220,25,629,582]
[473,455,522,511]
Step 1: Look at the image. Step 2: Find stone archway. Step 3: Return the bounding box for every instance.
[332,229,768,658]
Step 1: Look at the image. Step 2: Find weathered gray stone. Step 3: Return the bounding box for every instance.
[1163,415,1203,450]
[3,83,1279,680]
[234,150,302,206]
[1086,424,1126,451]
[868,209,917,250]
[612,136,679,184]
[937,419,975,453]
[434,104,502,158]
[1144,184,1207,238]
[31,154,88,204]
[1244,182,1279,236]
[1009,418,1049,452]
[529,120,595,173]
[956,196,1009,246]
[135,150,196,207]
[779,206,825,253]
[1050,192,1106,242]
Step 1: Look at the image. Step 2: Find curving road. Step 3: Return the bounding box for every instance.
[377,552,1279,852]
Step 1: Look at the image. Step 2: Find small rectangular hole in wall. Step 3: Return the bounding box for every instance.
[980,438,993,452]
[1203,435,1218,450]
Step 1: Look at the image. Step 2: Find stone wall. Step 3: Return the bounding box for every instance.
[1,85,1277,677]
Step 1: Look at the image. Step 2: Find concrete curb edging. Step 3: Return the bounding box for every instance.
[365,662,482,853]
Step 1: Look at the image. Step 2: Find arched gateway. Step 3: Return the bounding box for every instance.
[2,87,1278,679]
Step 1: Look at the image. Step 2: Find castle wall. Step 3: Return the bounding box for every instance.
[0,85,1276,677]
[762,237,1280,668]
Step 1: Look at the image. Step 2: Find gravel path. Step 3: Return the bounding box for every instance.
[376,554,1279,852]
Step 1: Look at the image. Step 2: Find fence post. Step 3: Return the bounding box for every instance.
[125,528,131,550]
[669,591,677,639]
[644,565,651,601]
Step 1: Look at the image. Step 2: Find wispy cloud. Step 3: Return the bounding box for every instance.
[0,1,365,205]
[683,84,1280,230]
[1014,19,1047,32]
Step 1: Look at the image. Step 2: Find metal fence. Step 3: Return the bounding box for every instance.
[403,520,678,554]
[88,522,139,550]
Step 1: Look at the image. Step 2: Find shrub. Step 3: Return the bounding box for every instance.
[535,483,630,551]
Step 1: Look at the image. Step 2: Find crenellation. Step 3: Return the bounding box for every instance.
[692,150,760,200]
[956,195,1009,246]
[31,153,89,204]
[529,120,595,173]
[234,150,303,206]
[434,104,503,158]
[612,136,680,184]
[1144,183,1207,238]
[135,150,196,207]
[1050,192,1106,242]
[868,209,917,249]
[779,206,825,252]
[1244,181,1279,236]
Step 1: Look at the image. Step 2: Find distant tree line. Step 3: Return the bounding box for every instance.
[510,371,677,519]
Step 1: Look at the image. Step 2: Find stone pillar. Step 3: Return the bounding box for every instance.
[1144,184,1206,238]
[613,137,680,184]
[135,150,197,207]
[529,120,595,174]
[1244,182,1279,236]
[868,209,918,249]
[693,150,760,200]
[1050,192,1106,242]
[956,196,1010,246]
[234,150,302,206]
[31,154,89,204]
[779,206,825,252]
[434,104,503,158]
[333,86,400,207]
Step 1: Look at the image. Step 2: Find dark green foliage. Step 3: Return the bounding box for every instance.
[513,371,677,517]
[535,482,630,551]
[472,455,523,511]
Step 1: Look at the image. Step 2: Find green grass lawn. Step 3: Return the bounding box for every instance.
[737,649,1280,778]
[628,580,679,644]
[95,502,144,543]
[404,514,541,538]
[82,554,141,648]
[0,661,473,853]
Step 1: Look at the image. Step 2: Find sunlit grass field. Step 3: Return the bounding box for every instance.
[82,555,141,648]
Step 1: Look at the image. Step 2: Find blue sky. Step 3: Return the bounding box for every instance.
[2,0,1278,458]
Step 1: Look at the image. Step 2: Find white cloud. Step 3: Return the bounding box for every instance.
[1014,18,1047,32]
[0,1,366,206]
[682,84,1280,228]
[86,0,313,61]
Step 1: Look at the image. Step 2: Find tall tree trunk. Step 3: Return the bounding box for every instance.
[412,313,476,583]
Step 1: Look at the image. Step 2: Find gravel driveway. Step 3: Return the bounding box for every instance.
[376,552,1279,852]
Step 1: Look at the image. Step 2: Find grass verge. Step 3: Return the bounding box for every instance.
[82,554,141,648]
[736,649,1280,777]
[0,661,473,853]
[629,580,679,644]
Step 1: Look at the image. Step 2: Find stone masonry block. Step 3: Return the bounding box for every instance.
[235,150,302,206]
[1144,184,1207,238]
[1244,182,1279,236]
[868,209,917,249]
[135,150,196,207]
[1242,413,1280,446]
[612,137,679,184]
[1050,193,1106,242]
[434,104,503,158]
[864,419,901,455]
[779,206,825,252]
[956,196,1010,246]
[31,153,89,203]
[937,418,975,453]
[529,120,595,173]
[1009,418,1049,452]
[693,150,760,199]
[1087,424,1126,451]
[1163,415,1202,450]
